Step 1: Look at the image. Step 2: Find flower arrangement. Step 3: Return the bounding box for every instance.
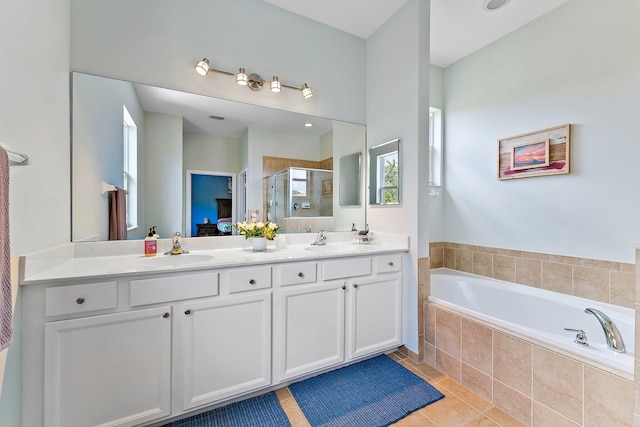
[233,221,281,240]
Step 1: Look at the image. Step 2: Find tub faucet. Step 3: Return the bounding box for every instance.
[584,308,625,353]
[311,230,327,246]
[165,231,189,255]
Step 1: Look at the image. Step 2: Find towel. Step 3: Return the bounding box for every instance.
[0,147,12,351]
[108,188,127,240]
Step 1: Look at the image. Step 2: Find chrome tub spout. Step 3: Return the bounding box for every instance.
[584,308,625,353]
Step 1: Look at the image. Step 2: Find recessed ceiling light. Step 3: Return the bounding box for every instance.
[482,0,510,12]
[304,123,313,127]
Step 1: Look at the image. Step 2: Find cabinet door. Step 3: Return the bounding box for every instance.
[44,307,172,427]
[182,293,271,409]
[348,274,402,359]
[279,281,346,381]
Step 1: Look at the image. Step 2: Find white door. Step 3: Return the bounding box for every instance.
[347,274,402,359]
[44,307,172,427]
[181,293,271,409]
[279,281,346,381]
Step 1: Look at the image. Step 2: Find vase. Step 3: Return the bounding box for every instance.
[251,237,267,252]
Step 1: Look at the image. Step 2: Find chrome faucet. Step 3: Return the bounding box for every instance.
[584,308,625,353]
[165,231,189,255]
[311,229,327,246]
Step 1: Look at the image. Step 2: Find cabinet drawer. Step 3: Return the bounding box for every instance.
[279,262,317,286]
[130,272,219,306]
[45,282,118,317]
[374,253,402,273]
[322,257,371,281]
[227,266,272,293]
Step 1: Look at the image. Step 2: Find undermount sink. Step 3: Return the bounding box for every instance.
[304,245,357,254]
[138,254,214,267]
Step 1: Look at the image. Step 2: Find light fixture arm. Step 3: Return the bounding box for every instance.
[194,57,313,98]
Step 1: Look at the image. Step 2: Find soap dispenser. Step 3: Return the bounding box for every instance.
[144,226,158,257]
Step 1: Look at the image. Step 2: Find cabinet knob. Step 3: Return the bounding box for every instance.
[353,284,359,289]
[76,297,85,305]
[298,272,304,278]
[388,261,394,267]
[249,279,256,285]
[162,312,170,319]
[184,309,192,315]
[342,285,346,290]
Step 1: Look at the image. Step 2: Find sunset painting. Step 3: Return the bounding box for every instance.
[511,139,550,171]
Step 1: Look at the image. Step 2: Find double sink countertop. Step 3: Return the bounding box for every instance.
[20,232,409,285]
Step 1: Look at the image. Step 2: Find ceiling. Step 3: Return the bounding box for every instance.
[261,0,571,68]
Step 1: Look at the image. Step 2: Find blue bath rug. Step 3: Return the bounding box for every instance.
[162,391,291,427]
[288,354,445,427]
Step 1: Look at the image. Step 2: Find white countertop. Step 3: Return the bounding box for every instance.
[20,232,409,284]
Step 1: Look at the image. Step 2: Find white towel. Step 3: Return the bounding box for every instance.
[0,147,11,351]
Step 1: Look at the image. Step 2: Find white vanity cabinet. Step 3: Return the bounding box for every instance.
[276,254,402,382]
[180,267,272,410]
[43,306,172,427]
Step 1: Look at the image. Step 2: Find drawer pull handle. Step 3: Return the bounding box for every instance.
[249,279,256,285]
[298,272,304,278]
[76,297,85,305]
[388,261,394,267]
[185,309,192,315]
[353,284,359,289]
[162,312,170,319]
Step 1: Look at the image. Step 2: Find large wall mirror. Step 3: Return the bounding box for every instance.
[368,139,400,205]
[71,72,366,241]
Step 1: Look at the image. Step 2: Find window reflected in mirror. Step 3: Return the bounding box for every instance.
[369,139,400,205]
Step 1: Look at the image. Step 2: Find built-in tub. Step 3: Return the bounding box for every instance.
[429,268,634,376]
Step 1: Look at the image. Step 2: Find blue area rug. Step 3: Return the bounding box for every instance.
[162,391,291,427]
[289,355,445,427]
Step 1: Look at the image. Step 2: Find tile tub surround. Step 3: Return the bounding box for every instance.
[429,242,636,309]
[424,302,634,426]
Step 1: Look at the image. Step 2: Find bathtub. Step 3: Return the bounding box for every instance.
[429,268,634,376]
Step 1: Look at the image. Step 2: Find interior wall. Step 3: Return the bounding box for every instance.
[428,64,445,243]
[70,0,366,124]
[0,0,70,424]
[144,112,183,239]
[366,0,430,354]
[443,0,640,263]
[183,134,241,174]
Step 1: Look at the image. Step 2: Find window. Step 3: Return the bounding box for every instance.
[291,168,308,197]
[123,105,138,230]
[377,151,398,204]
[429,107,443,187]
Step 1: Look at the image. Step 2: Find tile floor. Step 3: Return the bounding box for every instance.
[275,352,526,427]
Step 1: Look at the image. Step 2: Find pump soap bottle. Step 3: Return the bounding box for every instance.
[144,226,158,257]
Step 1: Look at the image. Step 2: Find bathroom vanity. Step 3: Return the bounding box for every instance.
[19,235,407,427]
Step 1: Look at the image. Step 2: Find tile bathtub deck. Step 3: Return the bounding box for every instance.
[275,352,526,427]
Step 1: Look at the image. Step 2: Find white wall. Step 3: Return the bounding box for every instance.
[366,0,430,354]
[144,113,184,239]
[428,64,445,243]
[443,0,640,263]
[183,134,242,174]
[72,74,145,242]
[70,0,366,125]
[0,0,70,423]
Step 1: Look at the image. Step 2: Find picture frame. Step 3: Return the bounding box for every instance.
[497,124,570,180]
[322,178,333,196]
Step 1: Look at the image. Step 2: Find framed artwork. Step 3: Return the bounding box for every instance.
[322,178,333,196]
[498,124,570,180]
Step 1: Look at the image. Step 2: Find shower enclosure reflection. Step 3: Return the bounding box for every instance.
[266,167,334,232]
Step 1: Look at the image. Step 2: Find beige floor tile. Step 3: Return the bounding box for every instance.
[439,376,493,413]
[483,407,527,427]
[420,395,481,427]
[391,411,437,426]
[462,415,500,427]
[275,386,292,401]
[404,358,448,383]
[388,351,408,362]
[280,398,311,427]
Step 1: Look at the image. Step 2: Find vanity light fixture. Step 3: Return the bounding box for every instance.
[194,57,313,98]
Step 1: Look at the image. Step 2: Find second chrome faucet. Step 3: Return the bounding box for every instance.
[584,307,625,353]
